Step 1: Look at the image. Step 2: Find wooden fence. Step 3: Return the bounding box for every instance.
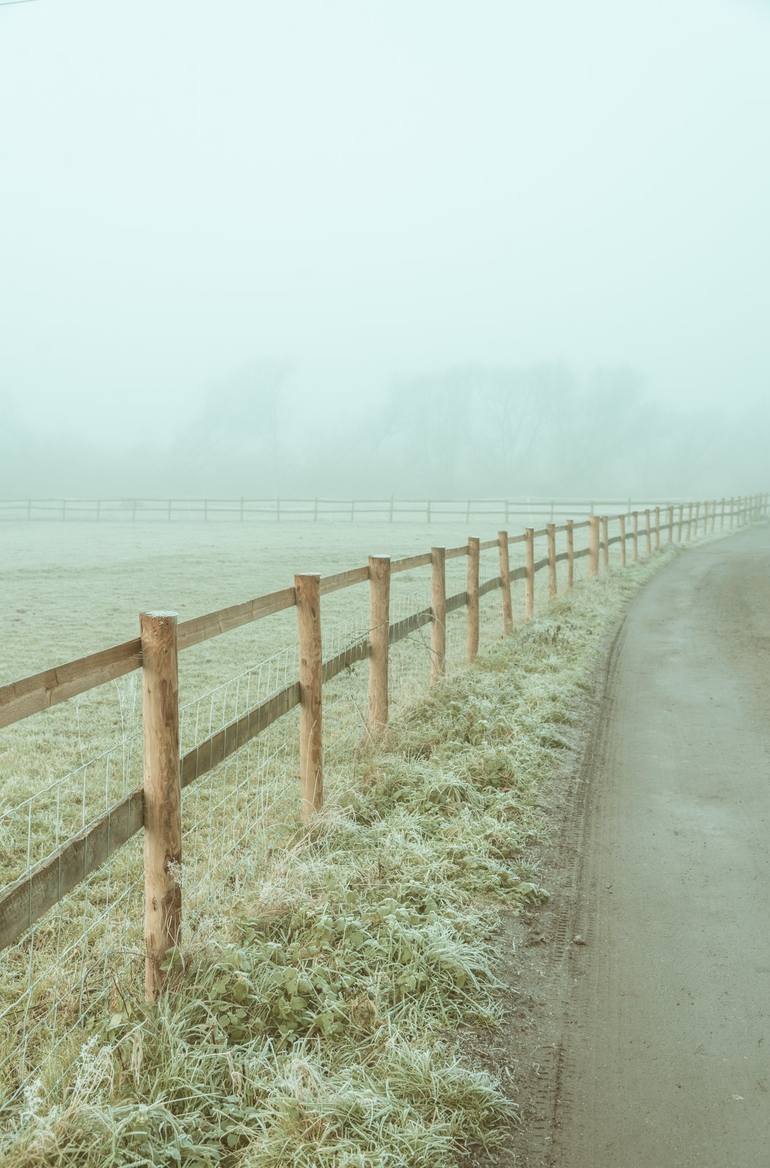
[0,495,717,523]
[0,494,766,1001]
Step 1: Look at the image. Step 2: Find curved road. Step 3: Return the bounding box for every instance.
[553,524,770,1167]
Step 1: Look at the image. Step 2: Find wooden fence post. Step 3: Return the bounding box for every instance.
[619,514,626,568]
[720,497,726,529]
[546,523,557,597]
[431,547,447,683]
[632,511,639,561]
[589,517,600,577]
[467,537,480,662]
[655,506,661,551]
[644,509,652,556]
[367,556,390,734]
[686,503,693,541]
[668,504,674,543]
[601,516,609,569]
[295,574,323,821]
[498,531,514,633]
[694,500,700,538]
[525,528,535,616]
[141,611,181,1004]
[566,519,575,588]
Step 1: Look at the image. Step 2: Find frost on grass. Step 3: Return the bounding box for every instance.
[0,558,665,1167]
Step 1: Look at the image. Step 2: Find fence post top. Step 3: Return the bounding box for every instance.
[468,535,480,546]
[368,554,391,565]
[141,610,178,622]
[294,572,321,583]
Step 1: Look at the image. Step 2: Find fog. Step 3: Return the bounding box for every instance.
[1,0,769,498]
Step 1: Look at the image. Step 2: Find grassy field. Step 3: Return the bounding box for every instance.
[2,516,593,681]
[0,516,607,1160]
[0,519,595,871]
[0,530,673,1165]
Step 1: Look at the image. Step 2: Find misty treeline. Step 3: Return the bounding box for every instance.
[1,362,763,499]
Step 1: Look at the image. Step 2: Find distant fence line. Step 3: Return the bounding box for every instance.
[0,496,718,523]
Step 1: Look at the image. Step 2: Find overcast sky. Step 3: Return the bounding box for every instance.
[1,0,769,458]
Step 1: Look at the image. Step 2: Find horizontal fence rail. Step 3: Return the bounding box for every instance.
[0,494,767,991]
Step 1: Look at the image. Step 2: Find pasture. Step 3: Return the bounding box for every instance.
[0,514,596,1108]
